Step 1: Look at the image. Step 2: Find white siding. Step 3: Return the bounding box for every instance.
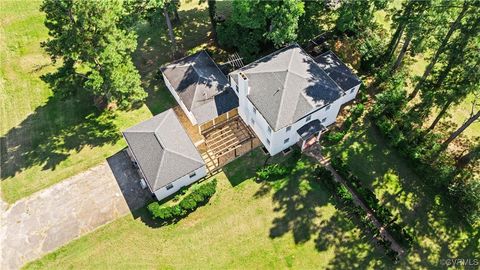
[153,165,207,201]
[234,73,358,156]
[162,74,198,125]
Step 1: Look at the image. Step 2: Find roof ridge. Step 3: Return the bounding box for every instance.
[275,49,296,128]
[154,110,173,146]
[233,43,299,73]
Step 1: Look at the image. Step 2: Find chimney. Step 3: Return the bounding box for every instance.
[238,72,249,95]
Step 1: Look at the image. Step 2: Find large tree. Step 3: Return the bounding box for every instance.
[408,0,475,100]
[217,0,304,59]
[41,0,146,108]
[335,0,387,34]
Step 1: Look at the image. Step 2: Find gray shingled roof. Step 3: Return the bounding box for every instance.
[160,51,238,124]
[123,109,204,192]
[314,51,361,91]
[230,44,342,131]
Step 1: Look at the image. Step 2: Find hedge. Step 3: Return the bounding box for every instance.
[256,164,289,181]
[330,156,415,251]
[148,179,217,222]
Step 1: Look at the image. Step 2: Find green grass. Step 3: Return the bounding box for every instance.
[323,119,479,269]
[0,0,218,203]
[25,149,394,270]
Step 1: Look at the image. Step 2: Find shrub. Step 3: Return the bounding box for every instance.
[148,179,217,222]
[256,164,289,181]
[325,131,346,144]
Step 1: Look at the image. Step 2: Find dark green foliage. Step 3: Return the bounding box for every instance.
[324,131,346,144]
[40,0,146,108]
[330,156,415,252]
[335,0,387,34]
[217,0,304,60]
[148,179,218,222]
[256,164,289,181]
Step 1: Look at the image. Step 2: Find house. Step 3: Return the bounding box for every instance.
[229,44,361,155]
[123,109,206,201]
[124,44,360,200]
[160,50,239,133]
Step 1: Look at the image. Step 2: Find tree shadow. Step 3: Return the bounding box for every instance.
[324,117,478,269]
[1,93,121,181]
[132,7,211,116]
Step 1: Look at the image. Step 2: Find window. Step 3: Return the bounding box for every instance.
[286,126,291,132]
[266,139,271,145]
[326,105,331,111]
[189,172,196,178]
[251,118,255,125]
[267,126,272,134]
[284,138,290,144]
[322,117,327,123]
[305,115,312,122]
[350,88,354,93]
[166,183,174,190]
[253,107,257,114]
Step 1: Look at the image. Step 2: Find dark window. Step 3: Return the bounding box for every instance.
[322,117,326,123]
[306,115,312,122]
[251,118,255,125]
[284,138,290,144]
[253,107,257,114]
[326,105,331,110]
[267,126,272,134]
[286,126,291,132]
[166,183,174,190]
[189,172,196,178]
[350,88,354,93]
[266,139,271,145]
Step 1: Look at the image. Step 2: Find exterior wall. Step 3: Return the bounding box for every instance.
[162,74,198,125]
[232,73,353,156]
[153,165,207,201]
[340,84,361,104]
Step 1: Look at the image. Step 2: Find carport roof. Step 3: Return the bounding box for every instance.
[123,109,205,192]
[160,50,239,124]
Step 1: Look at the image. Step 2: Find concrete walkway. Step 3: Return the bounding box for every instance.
[304,145,405,257]
[0,150,152,270]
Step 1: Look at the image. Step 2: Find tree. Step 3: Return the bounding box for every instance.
[207,0,217,41]
[217,0,304,59]
[408,0,474,100]
[434,98,480,157]
[335,0,387,34]
[297,0,327,44]
[40,0,146,109]
[455,143,480,170]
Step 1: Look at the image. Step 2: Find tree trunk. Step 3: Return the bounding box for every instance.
[173,6,180,22]
[164,8,177,53]
[426,99,453,132]
[435,110,480,156]
[385,23,404,61]
[455,144,480,170]
[208,0,217,42]
[408,2,470,101]
[392,30,413,72]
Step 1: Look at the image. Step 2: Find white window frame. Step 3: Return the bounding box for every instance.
[166,183,174,190]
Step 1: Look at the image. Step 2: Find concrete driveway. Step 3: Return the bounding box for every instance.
[0,150,152,270]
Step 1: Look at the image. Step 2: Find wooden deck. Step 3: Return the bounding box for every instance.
[200,116,261,173]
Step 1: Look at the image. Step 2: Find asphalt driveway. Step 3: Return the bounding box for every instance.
[0,150,152,270]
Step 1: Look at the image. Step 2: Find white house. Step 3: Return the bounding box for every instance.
[229,44,361,155]
[123,109,206,201]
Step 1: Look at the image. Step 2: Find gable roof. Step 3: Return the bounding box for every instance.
[123,109,204,192]
[160,50,239,124]
[230,44,343,131]
[314,51,361,91]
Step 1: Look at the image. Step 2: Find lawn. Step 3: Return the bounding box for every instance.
[26,148,394,270]
[0,0,216,203]
[323,119,479,269]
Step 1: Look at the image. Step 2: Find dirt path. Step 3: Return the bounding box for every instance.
[305,145,406,256]
[0,150,151,270]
